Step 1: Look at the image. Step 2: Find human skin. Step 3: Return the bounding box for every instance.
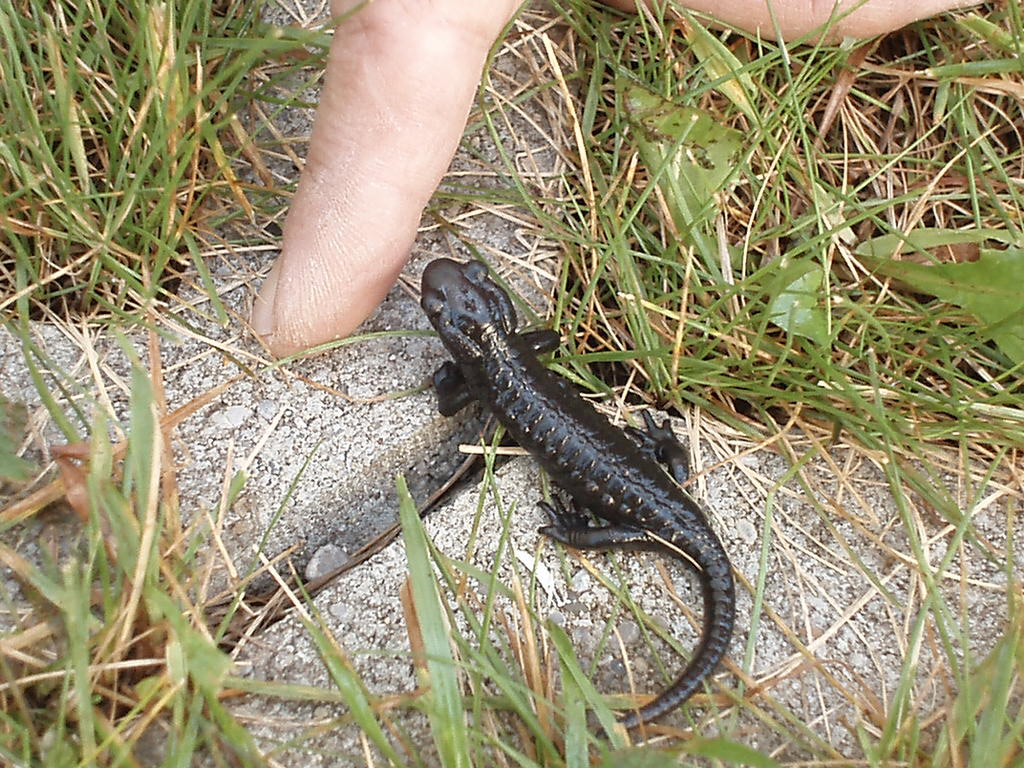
[251,0,978,357]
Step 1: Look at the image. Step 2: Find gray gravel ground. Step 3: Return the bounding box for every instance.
[1,3,1020,765]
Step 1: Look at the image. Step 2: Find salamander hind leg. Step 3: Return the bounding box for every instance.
[433,361,476,416]
[539,496,649,550]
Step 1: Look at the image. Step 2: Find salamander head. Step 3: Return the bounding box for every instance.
[421,258,518,360]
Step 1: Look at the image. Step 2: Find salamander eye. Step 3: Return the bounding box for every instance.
[463,261,489,282]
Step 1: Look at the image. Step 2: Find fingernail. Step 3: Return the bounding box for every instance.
[251,258,283,339]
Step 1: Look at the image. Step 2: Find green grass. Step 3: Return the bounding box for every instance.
[2,0,1023,766]
[0,0,329,325]
[447,0,1024,763]
[472,1,1024,449]
[0,343,262,765]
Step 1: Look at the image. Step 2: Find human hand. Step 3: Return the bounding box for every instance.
[251,0,978,357]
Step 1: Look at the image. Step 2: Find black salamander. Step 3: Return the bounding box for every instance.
[420,257,735,729]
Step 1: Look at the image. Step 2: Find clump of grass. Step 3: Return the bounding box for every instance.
[479,1,1024,455]
[0,339,262,765]
[394,464,783,767]
[0,0,327,325]
[439,0,1024,762]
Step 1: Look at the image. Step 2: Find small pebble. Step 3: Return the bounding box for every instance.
[735,519,757,544]
[305,543,348,581]
[256,399,278,420]
[223,405,251,427]
[570,569,590,593]
[617,620,640,645]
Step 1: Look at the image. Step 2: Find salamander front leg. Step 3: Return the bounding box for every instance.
[625,411,690,485]
[518,329,561,355]
[432,361,476,416]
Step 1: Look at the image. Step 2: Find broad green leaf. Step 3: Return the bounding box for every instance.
[178,622,233,697]
[856,227,1014,259]
[147,589,232,697]
[679,12,757,122]
[685,737,784,766]
[623,81,743,241]
[956,12,1019,54]
[858,230,1024,363]
[766,261,828,345]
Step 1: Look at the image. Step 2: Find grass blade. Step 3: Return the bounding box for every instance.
[398,474,471,768]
